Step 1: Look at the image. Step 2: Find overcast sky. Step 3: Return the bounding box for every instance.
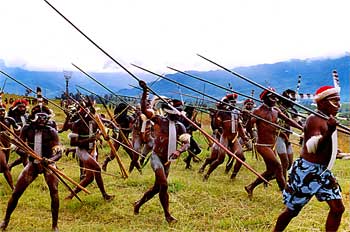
[1,0,350,75]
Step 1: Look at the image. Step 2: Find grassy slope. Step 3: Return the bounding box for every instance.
[0,102,349,232]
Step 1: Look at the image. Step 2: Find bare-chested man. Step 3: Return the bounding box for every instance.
[244,88,302,198]
[273,86,344,231]
[0,103,20,190]
[202,93,248,181]
[131,104,154,167]
[0,105,62,232]
[275,89,299,179]
[134,80,190,223]
[65,100,114,201]
[102,102,142,174]
[7,99,29,170]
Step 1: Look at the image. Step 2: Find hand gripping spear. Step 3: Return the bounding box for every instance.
[197,54,350,135]
[41,0,269,184]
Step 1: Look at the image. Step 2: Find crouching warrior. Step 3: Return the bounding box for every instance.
[65,100,114,201]
[134,81,190,223]
[0,104,63,232]
[0,103,21,190]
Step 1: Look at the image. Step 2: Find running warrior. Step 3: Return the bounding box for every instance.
[65,99,114,201]
[244,88,302,199]
[202,93,248,181]
[274,86,344,231]
[134,80,190,223]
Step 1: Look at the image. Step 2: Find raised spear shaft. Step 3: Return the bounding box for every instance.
[197,54,350,134]
[132,64,300,136]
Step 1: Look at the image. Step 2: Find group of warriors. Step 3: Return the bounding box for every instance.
[0,79,345,231]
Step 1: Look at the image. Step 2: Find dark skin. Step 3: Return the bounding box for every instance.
[102,105,142,174]
[198,106,223,173]
[7,104,29,169]
[0,114,62,232]
[65,109,114,201]
[131,107,154,166]
[273,93,344,232]
[202,100,248,181]
[134,81,189,223]
[245,93,302,198]
[0,109,20,190]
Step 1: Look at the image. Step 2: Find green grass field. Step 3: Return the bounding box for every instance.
[0,102,350,231]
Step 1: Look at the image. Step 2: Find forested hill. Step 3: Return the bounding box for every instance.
[0,55,349,102]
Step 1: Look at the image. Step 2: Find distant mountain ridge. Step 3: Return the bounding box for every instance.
[0,55,349,102]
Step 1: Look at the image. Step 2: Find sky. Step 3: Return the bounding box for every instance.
[1,0,350,75]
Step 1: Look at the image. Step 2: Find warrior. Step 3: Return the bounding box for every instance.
[101,102,142,174]
[202,93,248,181]
[198,103,224,173]
[65,99,114,201]
[131,104,154,167]
[0,104,63,232]
[274,86,344,231]
[7,99,30,170]
[275,89,299,179]
[0,103,20,190]
[244,88,303,199]
[181,105,202,169]
[134,80,190,223]
[239,99,257,152]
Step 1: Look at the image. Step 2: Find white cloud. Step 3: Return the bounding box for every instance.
[1,0,350,74]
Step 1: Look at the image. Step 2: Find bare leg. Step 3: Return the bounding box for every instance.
[44,170,60,231]
[0,164,37,230]
[325,199,344,232]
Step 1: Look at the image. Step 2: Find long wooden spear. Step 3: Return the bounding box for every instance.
[197,54,350,135]
[167,66,262,103]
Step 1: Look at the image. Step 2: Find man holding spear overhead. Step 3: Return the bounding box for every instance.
[244,88,303,199]
[0,104,62,232]
[134,80,190,223]
[274,86,344,232]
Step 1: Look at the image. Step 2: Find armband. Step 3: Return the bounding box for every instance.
[305,135,322,154]
[68,133,79,139]
[179,133,191,143]
[140,113,147,121]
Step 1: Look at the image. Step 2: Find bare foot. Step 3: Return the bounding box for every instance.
[244,185,253,200]
[166,215,178,224]
[103,194,115,202]
[133,201,140,215]
[0,220,8,231]
[52,226,59,232]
